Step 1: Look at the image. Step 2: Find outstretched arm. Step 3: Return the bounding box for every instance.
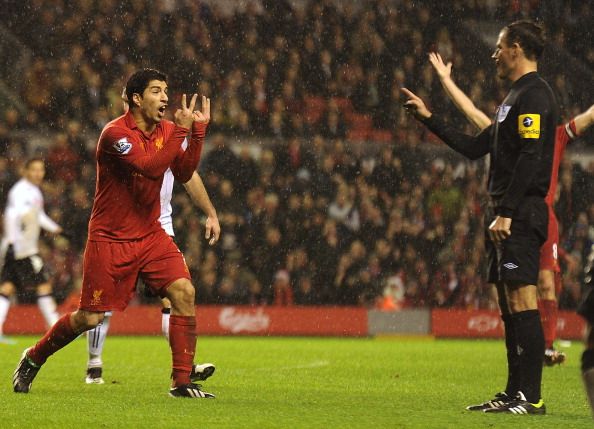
[183,171,220,245]
[401,87,491,160]
[574,104,594,136]
[428,52,491,131]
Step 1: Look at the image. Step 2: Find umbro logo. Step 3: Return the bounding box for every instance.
[503,262,518,270]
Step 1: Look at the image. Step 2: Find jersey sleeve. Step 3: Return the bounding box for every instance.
[170,122,207,183]
[99,124,189,180]
[422,114,491,160]
[497,87,553,217]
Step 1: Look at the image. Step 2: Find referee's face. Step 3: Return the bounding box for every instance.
[25,160,45,186]
[492,29,515,80]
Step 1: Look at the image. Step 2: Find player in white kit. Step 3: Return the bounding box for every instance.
[0,158,62,344]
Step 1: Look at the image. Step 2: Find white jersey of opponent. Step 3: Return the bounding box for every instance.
[1,178,61,259]
[159,138,189,236]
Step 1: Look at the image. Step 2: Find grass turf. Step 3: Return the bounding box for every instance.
[0,335,591,428]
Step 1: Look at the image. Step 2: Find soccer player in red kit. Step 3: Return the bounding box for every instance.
[13,68,214,398]
[427,52,592,365]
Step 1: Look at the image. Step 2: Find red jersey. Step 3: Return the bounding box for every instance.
[545,121,576,207]
[88,111,206,241]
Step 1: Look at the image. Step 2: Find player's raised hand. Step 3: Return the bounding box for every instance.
[174,93,198,129]
[401,88,432,120]
[428,52,452,81]
[192,95,210,124]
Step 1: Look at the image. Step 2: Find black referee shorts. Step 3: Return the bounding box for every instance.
[485,196,548,286]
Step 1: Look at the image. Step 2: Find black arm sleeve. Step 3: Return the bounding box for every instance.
[422,115,491,160]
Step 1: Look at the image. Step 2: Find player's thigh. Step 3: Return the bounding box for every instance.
[139,231,191,298]
[80,241,140,312]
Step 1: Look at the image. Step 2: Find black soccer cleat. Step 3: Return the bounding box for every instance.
[466,391,511,411]
[85,367,105,384]
[13,348,41,393]
[483,391,546,415]
[544,348,566,366]
[169,383,215,398]
[190,363,215,382]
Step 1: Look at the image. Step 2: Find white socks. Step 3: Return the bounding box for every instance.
[87,314,111,368]
[0,294,10,335]
[37,294,59,327]
[162,309,170,341]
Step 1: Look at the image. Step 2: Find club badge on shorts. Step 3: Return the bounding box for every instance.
[518,114,540,139]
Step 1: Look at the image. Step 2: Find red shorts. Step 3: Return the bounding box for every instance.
[539,207,560,272]
[79,230,190,311]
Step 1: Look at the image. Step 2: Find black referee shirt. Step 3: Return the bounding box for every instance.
[423,71,558,218]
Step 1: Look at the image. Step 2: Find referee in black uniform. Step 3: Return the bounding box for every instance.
[402,20,558,415]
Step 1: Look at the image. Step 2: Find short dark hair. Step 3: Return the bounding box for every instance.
[503,20,545,61]
[125,68,167,108]
[25,157,44,169]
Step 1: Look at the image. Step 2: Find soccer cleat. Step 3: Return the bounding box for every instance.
[466,391,511,411]
[484,391,546,415]
[169,383,215,398]
[544,348,566,366]
[190,363,215,382]
[85,367,105,384]
[13,348,41,393]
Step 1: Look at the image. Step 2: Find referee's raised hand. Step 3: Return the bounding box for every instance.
[174,93,198,129]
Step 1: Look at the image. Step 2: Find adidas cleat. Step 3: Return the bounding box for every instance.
[169,383,215,398]
[13,348,41,393]
[85,367,105,384]
[544,348,566,366]
[191,363,215,382]
[484,391,546,415]
[466,391,511,411]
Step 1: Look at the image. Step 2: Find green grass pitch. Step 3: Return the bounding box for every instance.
[0,335,591,428]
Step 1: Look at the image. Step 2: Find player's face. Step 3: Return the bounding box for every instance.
[137,80,168,124]
[25,161,45,186]
[492,30,515,80]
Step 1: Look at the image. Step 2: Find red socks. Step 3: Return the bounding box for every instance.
[538,299,558,349]
[169,315,196,387]
[27,313,77,366]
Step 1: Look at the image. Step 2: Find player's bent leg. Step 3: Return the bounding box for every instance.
[0,282,16,344]
[165,279,214,398]
[537,269,565,365]
[161,297,171,341]
[36,282,60,327]
[14,310,105,393]
[161,294,216,382]
[86,312,112,384]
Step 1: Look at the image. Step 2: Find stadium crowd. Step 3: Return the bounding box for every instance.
[0,0,592,309]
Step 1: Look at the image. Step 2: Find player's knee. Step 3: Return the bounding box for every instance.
[168,279,195,304]
[36,283,53,296]
[72,310,105,331]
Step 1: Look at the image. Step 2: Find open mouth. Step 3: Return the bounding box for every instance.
[158,105,167,116]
